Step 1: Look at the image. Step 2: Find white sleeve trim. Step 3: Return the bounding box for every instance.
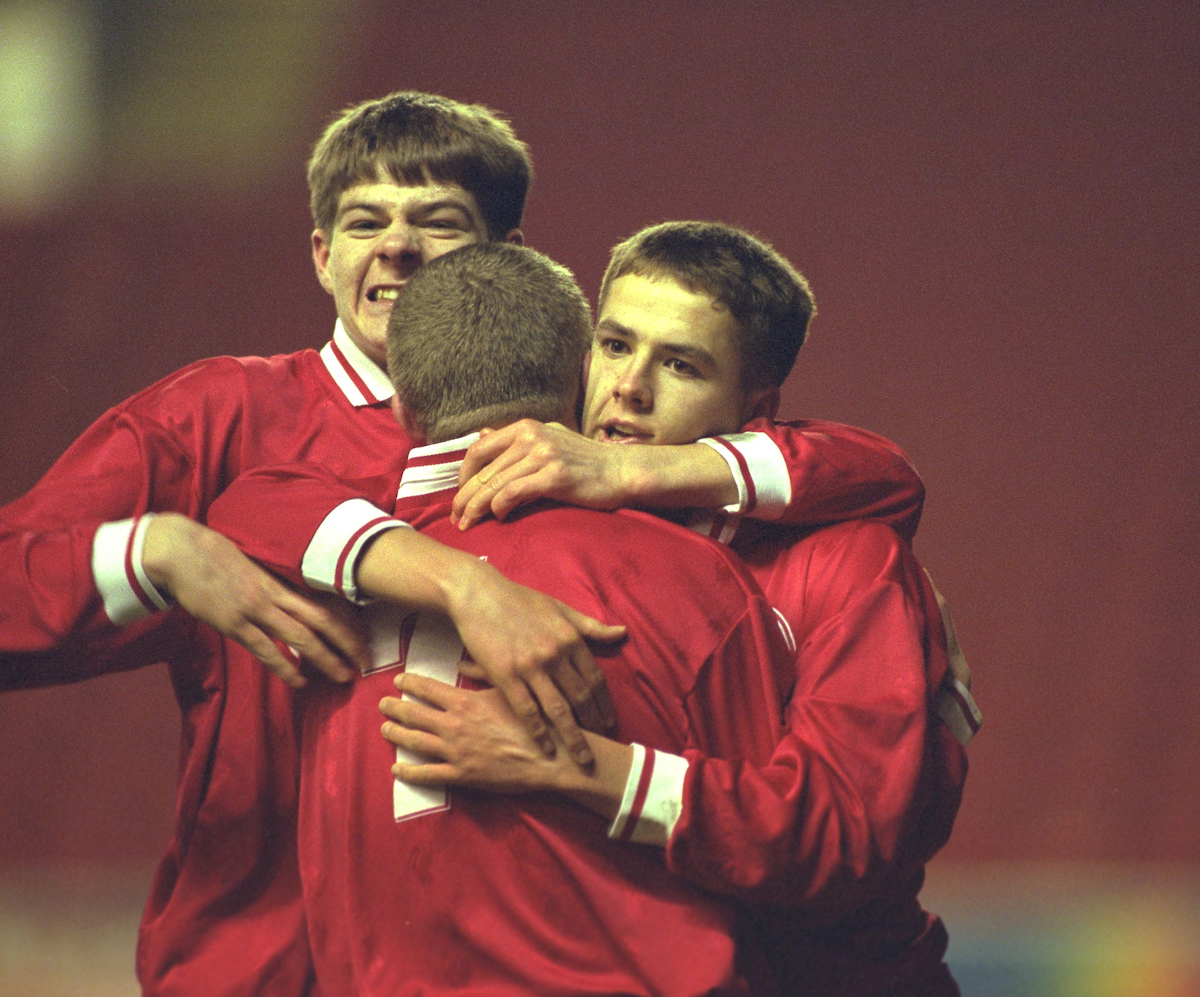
[607,744,689,847]
[301,498,409,604]
[92,515,171,626]
[698,437,749,514]
[701,432,792,520]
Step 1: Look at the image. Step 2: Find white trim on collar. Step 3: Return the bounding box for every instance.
[319,319,395,407]
[397,432,481,499]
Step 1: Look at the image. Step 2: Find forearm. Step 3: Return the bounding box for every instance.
[356,526,494,616]
[618,443,740,510]
[0,415,192,651]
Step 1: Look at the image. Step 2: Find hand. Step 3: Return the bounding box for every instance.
[382,671,634,821]
[443,559,622,766]
[142,513,368,687]
[380,672,574,792]
[452,420,632,529]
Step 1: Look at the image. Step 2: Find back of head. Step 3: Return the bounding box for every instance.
[387,243,592,442]
[599,221,815,391]
[307,91,532,239]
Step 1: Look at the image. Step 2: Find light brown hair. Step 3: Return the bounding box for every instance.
[387,244,592,442]
[599,221,815,390]
[307,91,532,239]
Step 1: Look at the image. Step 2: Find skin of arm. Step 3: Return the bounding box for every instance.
[451,420,739,529]
[353,523,622,765]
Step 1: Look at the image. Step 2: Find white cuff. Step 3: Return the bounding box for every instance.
[934,676,983,747]
[92,515,172,626]
[301,498,409,603]
[607,744,689,847]
[701,432,791,520]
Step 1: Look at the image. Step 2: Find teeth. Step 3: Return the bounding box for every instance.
[370,288,399,302]
[605,426,638,441]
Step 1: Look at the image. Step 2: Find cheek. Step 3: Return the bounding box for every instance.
[667,386,731,441]
[580,369,614,428]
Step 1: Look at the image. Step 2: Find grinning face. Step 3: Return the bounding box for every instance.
[312,173,514,366]
[582,272,776,446]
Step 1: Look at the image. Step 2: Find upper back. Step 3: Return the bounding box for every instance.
[419,500,791,759]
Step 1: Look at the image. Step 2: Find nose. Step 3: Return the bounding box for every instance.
[377,222,422,269]
[612,358,652,411]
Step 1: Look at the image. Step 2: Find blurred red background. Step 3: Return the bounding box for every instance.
[1,1,1196,876]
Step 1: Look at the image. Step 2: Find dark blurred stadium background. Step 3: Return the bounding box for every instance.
[1,2,1196,993]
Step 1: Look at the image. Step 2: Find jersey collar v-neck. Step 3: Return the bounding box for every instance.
[320,320,395,407]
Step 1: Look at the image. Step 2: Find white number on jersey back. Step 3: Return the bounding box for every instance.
[360,602,465,822]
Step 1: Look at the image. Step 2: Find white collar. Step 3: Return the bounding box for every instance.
[319,320,395,407]
[396,432,481,500]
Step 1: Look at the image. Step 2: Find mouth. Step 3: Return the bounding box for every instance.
[596,423,651,444]
[366,286,402,303]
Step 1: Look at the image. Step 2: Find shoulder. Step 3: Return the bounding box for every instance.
[115,348,323,416]
[790,519,920,610]
[759,417,915,461]
[512,504,766,615]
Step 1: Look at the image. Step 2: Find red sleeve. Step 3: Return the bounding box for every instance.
[710,418,925,542]
[0,383,203,654]
[666,521,964,917]
[205,464,399,595]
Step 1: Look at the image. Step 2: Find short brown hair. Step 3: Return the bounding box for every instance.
[599,221,815,390]
[387,244,592,443]
[307,91,532,239]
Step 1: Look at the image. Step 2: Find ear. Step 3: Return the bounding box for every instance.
[312,229,334,294]
[580,346,593,397]
[391,393,427,444]
[502,228,524,246]
[573,347,592,430]
[745,386,780,423]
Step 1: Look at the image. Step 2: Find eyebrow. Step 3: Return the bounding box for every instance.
[595,318,719,369]
[336,197,476,221]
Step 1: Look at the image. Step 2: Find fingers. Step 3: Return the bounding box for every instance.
[292,591,372,673]
[381,717,444,756]
[453,420,555,529]
[569,645,618,732]
[454,426,528,525]
[455,456,541,530]
[555,601,627,645]
[393,670,459,708]
[484,466,556,524]
[228,624,307,689]
[549,603,621,732]
[457,659,487,681]
[490,675,555,758]
[458,423,522,485]
[245,592,355,684]
[531,640,615,735]
[523,671,593,767]
[391,759,459,785]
